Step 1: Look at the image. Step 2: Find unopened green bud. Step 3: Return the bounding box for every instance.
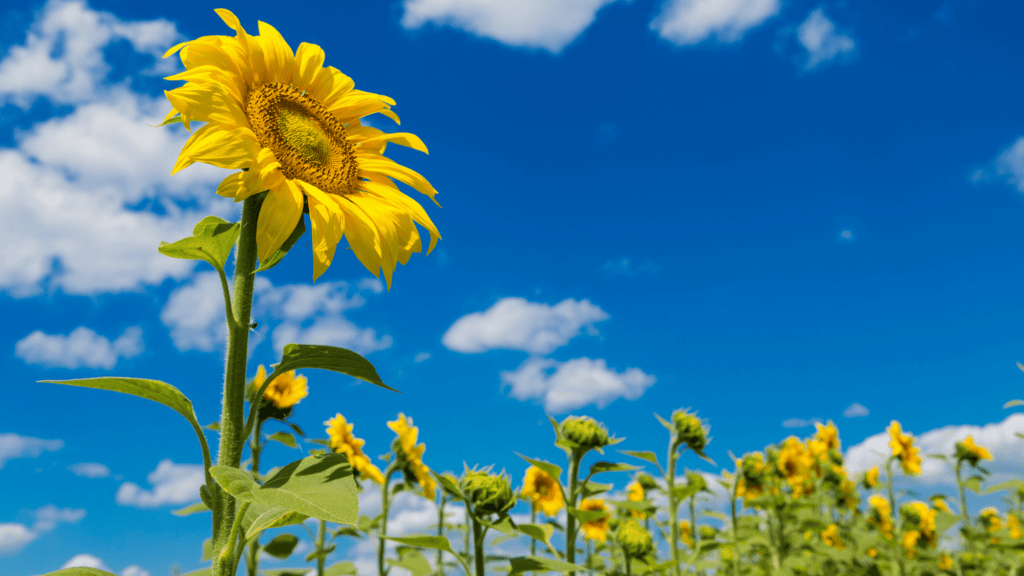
[686,471,709,493]
[698,525,718,540]
[461,470,516,515]
[616,520,653,559]
[672,409,708,454]
[636,472,658,491]
[560,416,610,450]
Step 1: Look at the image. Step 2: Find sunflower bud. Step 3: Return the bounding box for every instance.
[698,525,718,540]
[672,409,708,454]
[560,416,610,450]
[461,470,516,515]
[636,472,659,491]
[616,520,654,559]
[686,471,709,493]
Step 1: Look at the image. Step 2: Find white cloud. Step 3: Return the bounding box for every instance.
[115,459,203,508]
[414,352,431,363]
[0,0,178,107]
[650,0,779,46]
[401,0,621,53]
[843,402,869,418]
[69,462,111,478]
[797,9,855,70]
[500,356,655,413]
[121,566,151,576]
[781,417,821,429]
[0,433,63,469]
[161,273,391,355]
[844,413,1024,487]
[443,297,609,355]
[15,326,143,369]
[979,137,1024,191]
[0,505,87,557]
[62,554,110,571]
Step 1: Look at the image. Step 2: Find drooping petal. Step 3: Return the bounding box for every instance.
[257,179,304,263]
[357,156,439,203]
[297,181,346,281]
[334,196,384,284]
[294,42,326,93]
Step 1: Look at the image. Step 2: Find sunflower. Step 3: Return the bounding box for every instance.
[164,10,440,286]
[521,466,564,516]
[325,413,385,484]
[821,524,844,550]
[956,435,993,467]
[387,413,436,499]
[253,364,307,409]
[678,520,694,549]
[887,421,922,476]
[578,498,609,542]
[627,481,646,519]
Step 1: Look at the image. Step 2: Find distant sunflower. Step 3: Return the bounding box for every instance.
[579,498,609,542]
[253,364,307,409]
[387,413,437,499]
[164,10,440,286]
[325,413,385,484]
[521,466,564,516]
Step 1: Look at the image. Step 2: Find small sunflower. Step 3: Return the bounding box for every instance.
[902,530,920,559]
[863,466,880,489]
[627,481,646,519]
[579,498,610,542]
[679,520,694,549]
[956,435,993,467]
[164,10,440,286]
[521,466,564,516]
[253,364,308,409]
[887,421,922,476]
[325,413,385,484]
[387,413,436,499]
[821,524,844,550]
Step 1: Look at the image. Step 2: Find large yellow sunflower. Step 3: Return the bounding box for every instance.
[164,10,440,286]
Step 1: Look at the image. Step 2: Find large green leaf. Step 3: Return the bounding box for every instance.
[159,215,240,273]
[209,466,259,501]
[275,344,394,392]
[567,507,609,523]
[255,217,306,273]
[515,453,563,482]
[40,377,210,469]
[41,565,117,569]
[516,523,556,549]
[387,548,432,576]
[254,453,358,525]
[508,556,585,576]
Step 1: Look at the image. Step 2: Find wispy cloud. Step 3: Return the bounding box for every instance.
[0,433,63,469]
[442,297,609,355]
[973,137,1024,191]
[843,402,869,418]
[115,459,203,508]
[401,0,623,53]
[15,326,142,369]
[797,9,855,70]
[650,0,779,46]
[69,462,111,479]
[0,505,86,557]
[501,356,656,412]
[781,417,821,429]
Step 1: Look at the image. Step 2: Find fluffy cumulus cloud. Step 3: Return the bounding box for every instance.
[115,459,204,508]
[845,413,1024,486]
[69,462,111,478]
[650,0,779,45]
[401,0,621,53]
[0,433,63,469]
[797,9,855,70]
[0,0,232,298]
[161,273,391,355]
[0,505,86,557]
[442,297,609,355]
[501,356,655,412]
[15,326,143,369]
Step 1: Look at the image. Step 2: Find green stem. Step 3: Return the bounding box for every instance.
[625,556,632,576]
[463,501,471,576]
[566,451,581,576]
[529,505,537,558]
[379,467,397,576]
[438,495,447,576]
[317,519,327,576]
[667,440,679,576]
[245,418,265,576]
[471,516,485,576]
[885,458,905,576]
[729,472,740,576]
[213,196,260,576]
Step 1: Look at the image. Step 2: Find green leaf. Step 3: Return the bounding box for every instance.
[40,377,211,470]
[263,533,299,559]
[324,562,357,576]
[983,479,1024,495]
[386,535,457,555]
[516,523,555,547]
[267,431,299,449]
[180,569,212,576]
[275,344,395,392]
[965,475,984,494]
[254,453,359,525]
[256,216,306,273]
[654,412,674,432]
[289,423,306,437]
[158,216,240,273]
[436,473,465,500]
[480,514,517,536]
[243,502,308,538]
[387,548,432,576]
[579,480,612,499]
[202,537,212,561]
[671,484,700,502]
[587,461,640,476]
[172,501,210,516]
[41,565,117,569]
[209,466,258,501]
[567,507,609,523]
[508,556,585,576]
[515,453,563,483]
[619,450,661,468]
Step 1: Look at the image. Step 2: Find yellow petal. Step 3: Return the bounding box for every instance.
[298,181,346,281]
[294,42,326,93]
[256,179,304,263]
[356,132,428,155]
[335,196,384,285]
[215,9,247,36]
[358,156,439,204]
[179,126,261,172]
[257,21,295,84]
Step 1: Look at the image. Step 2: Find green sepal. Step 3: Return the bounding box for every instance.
[508,556,586,576]
[263,533,300,559]
[516,453,563,483]
[158,215,240,273]
[436,472,466,500]
[256,216,306,272]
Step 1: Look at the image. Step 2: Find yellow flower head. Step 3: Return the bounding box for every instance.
[254,365,308,409]
[938,553,953,571]
[866,546,878,558]
[821,524,845,550]
[887,421,922,476]
[980,507,1003,532]
[579,498,609,542]
[678,520,694,549]
[869,494,894,538]
[902,530,920,558]
[627,481,646,519]
[324,413,384,484]
[931,496,950,513]
[864,466,880,489]
[902,501,937,545]
[814,420,841,451]
[387,413,436,499]
[1010,514,1023,539]
[956,435,993,467]
[777,437,815,496]
[164,10,441,286]
[521,466,564,517]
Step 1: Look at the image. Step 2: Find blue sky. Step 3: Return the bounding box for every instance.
[4,0,1024,574]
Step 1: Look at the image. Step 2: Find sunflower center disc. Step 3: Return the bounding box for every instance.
[245,83,359,195]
